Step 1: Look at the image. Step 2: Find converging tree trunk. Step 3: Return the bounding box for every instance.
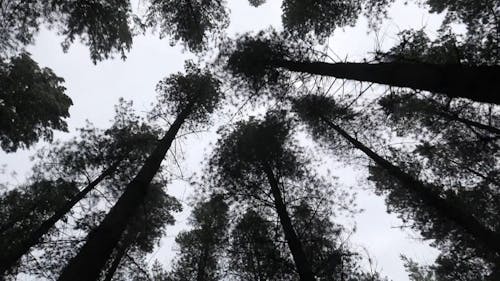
[262,162,316,281]
[0,160,122,275]
[102,243,128,281]
[102,230,138,281]
[318,115,500,259]
[57,102,195,281]
[436,110,500,135]
[273,60,500,105]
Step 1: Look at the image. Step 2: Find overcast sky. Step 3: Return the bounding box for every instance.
[0,1,449,280]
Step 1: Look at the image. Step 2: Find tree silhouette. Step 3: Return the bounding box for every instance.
[228,209,295,281]
[0,53,72,152]
[100,183,181,281]
[223,31,500,104]
[0,0,133,62]
[57,62,223,281]
[0,180,78,276]
[0,100,163,277]
[281,0,362,40]
[146,0,229,53]
[293,94,500,276]
[209,111,334,281]
[168,195,228,281]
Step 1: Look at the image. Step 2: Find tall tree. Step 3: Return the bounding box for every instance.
[209,111,334,281]
[377,91,500,280]
[292,94,500,274]
[0,53,72,152]
[228,209,295,281]
[99,183,182,281]
[222,31,500,105]
[378,91,500,188]
[0,99,162,277]
[57,62,223,281]
[0,180,78,276]
[168,195,228,281]
[291,201,360,281]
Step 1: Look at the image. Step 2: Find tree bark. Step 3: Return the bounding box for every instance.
[262,163,316,281]
[273,60,500,105]
[57,102,194,281]
[319,115,500,258]
[102,242,128,281]
[0,160,121,275]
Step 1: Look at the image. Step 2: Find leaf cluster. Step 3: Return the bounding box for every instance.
[0,53,72,152]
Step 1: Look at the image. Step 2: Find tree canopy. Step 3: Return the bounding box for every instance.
[2,1,500,281]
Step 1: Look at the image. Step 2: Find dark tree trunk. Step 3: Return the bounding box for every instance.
[0,160,121,275]
[436,110,500,135]
[273,60,500,105]
[262,163,316,281]
[103,228,139,281]
[57,103,194,281]
[319,116,500,259]
[102,243,128,281]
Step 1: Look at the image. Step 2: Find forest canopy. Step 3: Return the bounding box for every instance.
[1,1,499,281]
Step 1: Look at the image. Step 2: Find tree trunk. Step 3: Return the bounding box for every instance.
[57,102,194,281]
[436,110,500,135]
[273,60,500,105]
[319,115,500,258]
[0,160,121,275]
[102,242,128,281]
[262,163,316,281]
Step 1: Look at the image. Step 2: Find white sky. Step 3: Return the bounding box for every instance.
[0,1,449,280]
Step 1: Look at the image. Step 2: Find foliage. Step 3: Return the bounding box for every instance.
[0,179,78,275]
[0,0,46,55]
[100,184,182,281]
[377,91,500,279]
[146,0,229,53]
[0,53,72,152]
[53,0,133,62]
[294,93,500,279]
[377,28,499,65]
[228,209,295,281]
[281,0,363,41]
[169,195,229,281]
[0,0,133,62]
[218,29,311,97]
[247,0,267,7]
[423,0,499,64]
[291,201,358,281]
[150,61,223,131]
[32,98,162,195]
[208,111,301,203]
[402,255,436,281]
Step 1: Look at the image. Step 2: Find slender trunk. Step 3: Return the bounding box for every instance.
[262,163,316,281]
[102,228,140,281]
[436,110,500,135]
[57,102,194,281]
[0,160,121,275]
[102,242,128,281]
[273,60,500,105]
[319,115,500,258]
